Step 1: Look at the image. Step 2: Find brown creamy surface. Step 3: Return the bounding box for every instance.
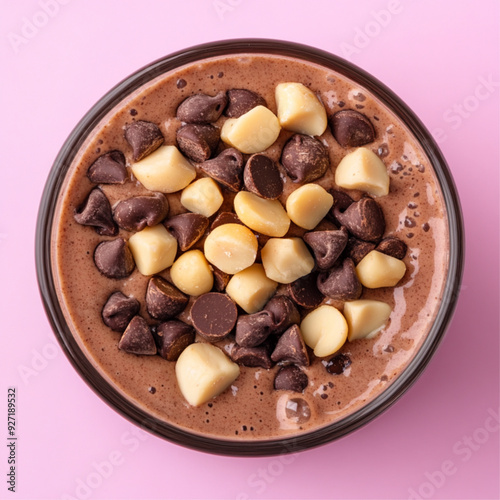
[52,54,449,440]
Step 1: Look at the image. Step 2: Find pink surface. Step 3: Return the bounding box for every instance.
[1,0,498,499]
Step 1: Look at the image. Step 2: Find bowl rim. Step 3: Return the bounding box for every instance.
[35,38,465,456]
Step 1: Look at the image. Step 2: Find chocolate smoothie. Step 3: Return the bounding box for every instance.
[51,53,449,440]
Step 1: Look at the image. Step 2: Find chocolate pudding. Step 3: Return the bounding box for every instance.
[51,52,449,441]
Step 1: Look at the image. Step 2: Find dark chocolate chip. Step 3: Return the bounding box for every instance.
[303,227,348,270]
[328,189,354,224]
[317,258,362,301]
[325,353,352,374]
[330,109,375,148]
[176,124,220,162]
[102,291,140,332]
[191,293,238,342]
[334,197,385,242]
[200,148,244,192]
[288,272,324,309]
[113,192,169,232]
[230,344,273,369]
[176,92,227,124]
[87,151,127,184]
[146,276,189,320]
[94,238,135,279]
[154,320,195,361]
[274,365,308,392]
[212,267,231,292]
[164,213,209,251]
[74,188,117,236]
[211,212,242,230]
[235,311,275,348]
[271,325,309,367]
[344,237,376,265]
[124,120,164,161]
[264,295,300,334]
[118,316,157,355]
[281,134,330,183]
[244,154,283,200]
[225,89,267,118]
[376,236,407,260]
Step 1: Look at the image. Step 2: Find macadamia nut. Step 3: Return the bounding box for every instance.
[261,238,315,284]
[234,191,290,237]
[131,145,196,193]
[275,82,328,136]
[170,250,214,296]
[204,223,258,275]
[300,305,348,357]
[286,183,334,230]
[226,263,278,314]
[356,250,406,288]
[220,105,281,154]
[181,177,224,217]
[344,299,392,341]
[335,147,390,197]
[128,224,177,276]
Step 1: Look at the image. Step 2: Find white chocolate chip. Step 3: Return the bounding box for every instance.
[260,237,314,284]
[180,177,224,217]
[170,250,213,296]
[128,224,177,276]
[175,343,240,406]
[225,263,277,314]
[131,145,196,193]
[344,300,392,341]
[275,82,328,136]
[356,250,406,288]
[300,305,348,357]
[204,223,258,275]
[233,191,290,237]
[335,147,390,197]
[220,105,281,154]
[285,183,334,230]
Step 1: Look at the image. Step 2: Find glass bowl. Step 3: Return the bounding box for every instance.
[36,39,464,456]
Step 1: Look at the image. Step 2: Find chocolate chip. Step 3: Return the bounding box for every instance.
[225,89,267,118]
[264,295,300,334]
[230,344,273,369]
[118,316,157,355]
[274,365,308,392]
[200,148,244,192]
[154,320,195,361]
[74,188,117,236]
[376,236,407,260]
[244,154,283,200]
[102,291,140,332]
[235,311,275,347]
[176,92,227,124]
[288,272,324,309]
[113,192,169,232]
[176,124,220,162]
[303,227,348,270]
[124,120,164,161]
[281,134,330,183]
[87,151,127,184]
[330,109,375,148]
[146,276,189,320]
[212,267,231,292]
[164,213,209,251]
[333,197,385,242]
[344,237,376,265]
[210,212,242,230]
[191,293,238,342]
[325,353,352,374]
[271,325,309,367]
[317,258,362,301]
[94,238,135,279]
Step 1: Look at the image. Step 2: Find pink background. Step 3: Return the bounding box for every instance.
[1,0,498,499]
